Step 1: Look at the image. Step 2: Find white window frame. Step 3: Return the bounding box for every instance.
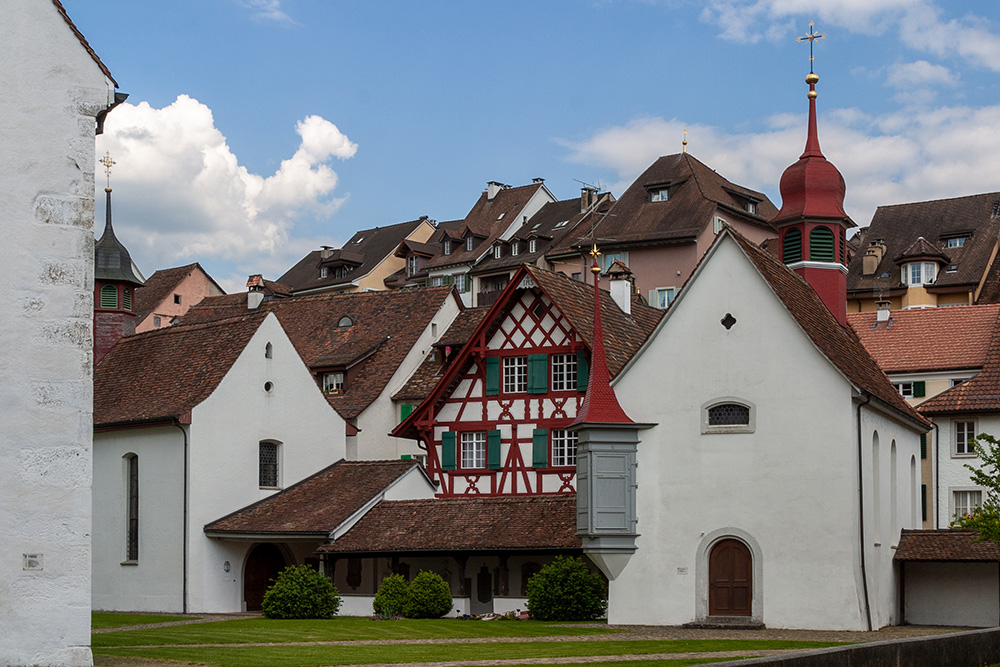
[946,237,967,248]
[511,242,519,257]
[550,353,578,391]
[529,239,537,253]
[494,245,502,259]
[466,236,475,252]
[454,274,468,293]
[551,430,578,467]
[896,382,914,398]
[444,240,452,256]
[503,356,527,393]
[745,201,758,214]
[653,287,676,309]
[460,432,486,469]
[320,267,329,278]
[954,420,977,456]
[951,488,983,522]
[323,372,344,394]
[406,255,419,277]
[903,262,937,286]
[701,398,756,434]
[650,187,669,202]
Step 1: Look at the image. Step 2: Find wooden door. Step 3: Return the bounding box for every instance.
[244,543,287,611]
[708,539,752,616]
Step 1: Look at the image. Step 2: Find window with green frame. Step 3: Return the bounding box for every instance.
[99,284,118,309]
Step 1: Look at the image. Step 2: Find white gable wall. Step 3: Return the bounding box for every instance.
[612,236,919,630]
[934,413,1000,528]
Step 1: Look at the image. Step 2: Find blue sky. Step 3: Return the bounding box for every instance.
[66,0,1000,292]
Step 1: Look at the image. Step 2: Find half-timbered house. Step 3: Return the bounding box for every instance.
[393,265,662,497]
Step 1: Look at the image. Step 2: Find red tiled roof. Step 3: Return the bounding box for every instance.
[318,495,580,553]
[94,313,269,427]
[182,288,457,419]
[726,231,927,426]
[894,529,1000,561]
[848,305,1000,374]
[918,323,1000,415]
[134,263,224,322]
[205,460,420,535]
[52,0,117,86]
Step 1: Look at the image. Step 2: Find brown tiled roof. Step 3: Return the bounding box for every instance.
[895,236,949,263]
[205,460,420,535]
[134,263,224,322]
[182,288,456,419]
[847,193,1000,296]
[94,312,269,427]
[894,529,1000,561]
[918,323,1000,415]
[319,495,580,553]
[549,154,777,255]
[424,183,546,271]
[848,305,1000,374]
[52,0,117,86]
[726,231,927,426]
[392,307,490,402]
[396,240,438,258]
[279,218,428,293]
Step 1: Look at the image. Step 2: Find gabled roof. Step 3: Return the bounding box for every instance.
[895,236,949,263]
[548,154,777,255]
[94,312,269,427]
[848,305,1000,374]
[182,287,458,419]
[918,322,1000,415]
[279,218,430,293]
[393,307,490,402]
[895,530,999,562]
[393,265,662,439]
[134,263,224,322]
[318,495,580,553]
[204,460,421,536]
[424,183,547,271]
[52,0,117,86]
[847,193,1000,295]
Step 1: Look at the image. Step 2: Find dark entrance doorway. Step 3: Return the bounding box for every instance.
[708,539,752,616]
[470,564,493,615]
[244,543,287,611]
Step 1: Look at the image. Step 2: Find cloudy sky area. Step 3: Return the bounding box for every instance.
[69,0,1000,292]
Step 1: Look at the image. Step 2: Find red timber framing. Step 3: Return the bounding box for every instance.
[395,266,594,497]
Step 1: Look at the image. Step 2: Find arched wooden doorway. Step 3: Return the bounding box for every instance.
[708,539,752,616]
[244,543,287,611]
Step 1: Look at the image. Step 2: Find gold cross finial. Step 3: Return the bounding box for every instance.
[682,129,688,154]
[590,243,601,259]
[590,243,602,274]
[796,21,825,74]
[99,151,116,190]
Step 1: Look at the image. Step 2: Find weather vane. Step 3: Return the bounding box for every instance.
[99,151,116,189]
[796,21,825,73]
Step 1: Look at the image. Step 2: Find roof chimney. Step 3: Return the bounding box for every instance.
[581,187,598,213]
[862,239,886,277]
[876,303,890,323]
[247,274,265,310]
[487,181,505,201]
[320,245,334,259]
[606,261,634,316]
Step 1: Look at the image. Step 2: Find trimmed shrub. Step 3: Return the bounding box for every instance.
[262,564,341,619]
[373,573,410,617]
[525,556,607,621]
[405,570,453,619]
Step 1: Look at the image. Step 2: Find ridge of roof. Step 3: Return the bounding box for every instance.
[134,263,223,321]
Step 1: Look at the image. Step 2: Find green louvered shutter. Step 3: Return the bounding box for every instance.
[99,284,118,309]
[488,430,501,470]
[528,354,548,394]
[920,433,927,459]
[532,428,548,468]
[782,228,802,264]
[400,404,413,422]
[576,351,589,391]
[441,432,456,471]
[809,226,835,262]
[913,381,926,398]
[122,287,132,311]
[485,357,500,396]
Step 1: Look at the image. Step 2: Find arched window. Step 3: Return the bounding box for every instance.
[702,399,755,433]
[338,316,353,328]
[100,284,118,309]
[782,228,802,264]
[265,342,273,359]
[809,226,835,262]
[259,440,280,488]
[124,453,139,561]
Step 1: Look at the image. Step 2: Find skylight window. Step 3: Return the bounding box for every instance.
[554,220,569,229]
[497,212,505,220]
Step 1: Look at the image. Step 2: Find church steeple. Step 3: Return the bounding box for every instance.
[94,152,144,364]
[770,25,854,326]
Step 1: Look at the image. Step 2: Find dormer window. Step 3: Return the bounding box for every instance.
[511,242,519,257]
[494,245,502,259]
[407,255,419,277]
[338,316,353,327]
[321,267,330,278]
[466,236,475,252]
[745,201,758,214]
[323,372,344,394]
[946,237,967,248]
[903,262,937,286]
[444,239,452,256]
[650,187,669,202]
[529,239,537,253]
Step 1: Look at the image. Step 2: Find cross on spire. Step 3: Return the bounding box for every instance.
[99,151,116,190]
[796,21,826,74]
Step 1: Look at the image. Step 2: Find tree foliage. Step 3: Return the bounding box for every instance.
[372,573,410,618]
[954,432,1000,550]
[405,570,453,619]
[525,556,607,621]
[262,565,341,619]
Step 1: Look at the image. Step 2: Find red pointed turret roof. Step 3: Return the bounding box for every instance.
[770,74,851,227]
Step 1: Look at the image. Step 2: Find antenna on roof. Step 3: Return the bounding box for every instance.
[574,178,599,190]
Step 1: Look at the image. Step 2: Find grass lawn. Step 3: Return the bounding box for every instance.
[94,638,843,667]
[92,613,198,629]
[93,616,619,647]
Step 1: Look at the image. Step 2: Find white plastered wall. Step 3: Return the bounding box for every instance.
[0,2,115,664]
[903,562,999,627]
[934,413,1000,528]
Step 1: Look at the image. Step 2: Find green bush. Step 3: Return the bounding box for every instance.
[262,565,341,619]
[525,556,607,621]
[405,570,453,619]
[373,573,410,617]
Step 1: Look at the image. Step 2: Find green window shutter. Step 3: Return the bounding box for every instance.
[913,381,925,398]
[576,351,589,392]
[123,287,132,311]
[441,432,456,471]
[532,428,548,468]
[442,275,453,286]
[809,226,835,262]
[528,354,548,394]
[400,404,413,422]
[920,433,927,459]
[782,228,802,264]
[485,357,500,396]
[921,484,927,522]
[487,429,502,470]
[99,284,118,309]
[424,277,431,287]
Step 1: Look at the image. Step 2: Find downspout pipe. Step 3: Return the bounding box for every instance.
[934,420,941,529]
[856,392,873,632]
[173,422,190,614]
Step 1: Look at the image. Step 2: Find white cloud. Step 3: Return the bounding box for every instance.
[96,95,356,278]
[562,101,1000,228]
[233,0,296,24]
[886,60,957,88]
